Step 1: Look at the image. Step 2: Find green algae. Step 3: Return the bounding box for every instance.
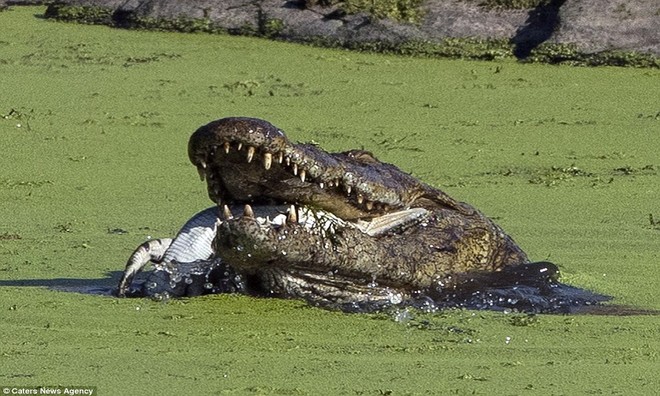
[0,6,659,395]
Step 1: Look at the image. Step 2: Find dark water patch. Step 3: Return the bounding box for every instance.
[122,259,246,299]
[0,276,117,296]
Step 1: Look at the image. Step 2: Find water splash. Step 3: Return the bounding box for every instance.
[128,258,246,298]
[124,261,621,315]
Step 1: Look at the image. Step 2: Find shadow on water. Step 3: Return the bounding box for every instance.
[0,272,124,296]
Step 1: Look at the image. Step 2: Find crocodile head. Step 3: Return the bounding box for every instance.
[189,117,472,220]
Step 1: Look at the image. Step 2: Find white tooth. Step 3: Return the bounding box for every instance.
[223,142,230,154]
[243,204,254,218]
[278,152,284,164]
[299,169,306,183]
[222,204,233,219]
[357,194,364,204]
[237,142,243,151]
[346,185,352,195]
[319,182,325,189]
[288,205,297,223]
[293,163,298,176]
[197,166,206,181]
[285,157,290,166]
[366,201,373,210]
[263,152,272,170]
[328,180,334,187]
[247,146,255,163]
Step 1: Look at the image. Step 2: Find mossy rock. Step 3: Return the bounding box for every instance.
[41,0,660,68]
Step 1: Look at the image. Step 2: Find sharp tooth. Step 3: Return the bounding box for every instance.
[346,185,352,195]
[197,166,206,181]
[299,169,306,182]
[247,146,255,163]
[237,142,243,151]
[263,153,272,170]
[243,204,254,218]
[293,163,298,176]
[222,204,233,220]
[285,157,290,166]
[319,182,325,189]
[357,194,364,204]
[328,180,334,187]
[278,152,284,164]
[223,142,230,154]
[287,205,297,223]
[366,201,373,210]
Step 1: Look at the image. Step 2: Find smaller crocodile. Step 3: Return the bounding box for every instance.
[117,117,612,313]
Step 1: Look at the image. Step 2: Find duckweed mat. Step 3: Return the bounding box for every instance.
[1,6,658,395]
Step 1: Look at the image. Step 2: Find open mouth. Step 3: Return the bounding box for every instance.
[188,117,465,221]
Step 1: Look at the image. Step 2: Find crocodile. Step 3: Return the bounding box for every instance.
[117,117,610,313]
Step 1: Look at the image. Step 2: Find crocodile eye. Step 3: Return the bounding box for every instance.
[345,149,378,164]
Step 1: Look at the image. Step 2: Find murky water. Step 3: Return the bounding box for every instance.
[121,260,613,314]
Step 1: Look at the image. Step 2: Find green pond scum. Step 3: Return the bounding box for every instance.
[0,6,658,395]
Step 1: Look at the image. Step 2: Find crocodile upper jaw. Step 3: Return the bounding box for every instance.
[188,117,463,221]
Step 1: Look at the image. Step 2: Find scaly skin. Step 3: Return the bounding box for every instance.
[187,117,529,306]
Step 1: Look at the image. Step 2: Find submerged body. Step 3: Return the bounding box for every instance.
[118,117,609,313]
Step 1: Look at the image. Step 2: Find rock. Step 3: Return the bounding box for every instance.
[550,0,660,54]
[125,0,260,33]
[36,0,660,65]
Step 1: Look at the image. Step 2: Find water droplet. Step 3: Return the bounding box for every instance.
[388,292,403,305]
[146,281,157,290]
[394,309,412,323]
[204,282,213,289]
[184,277,193,285]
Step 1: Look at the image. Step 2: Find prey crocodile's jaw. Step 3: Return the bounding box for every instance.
[188,117,461,220]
